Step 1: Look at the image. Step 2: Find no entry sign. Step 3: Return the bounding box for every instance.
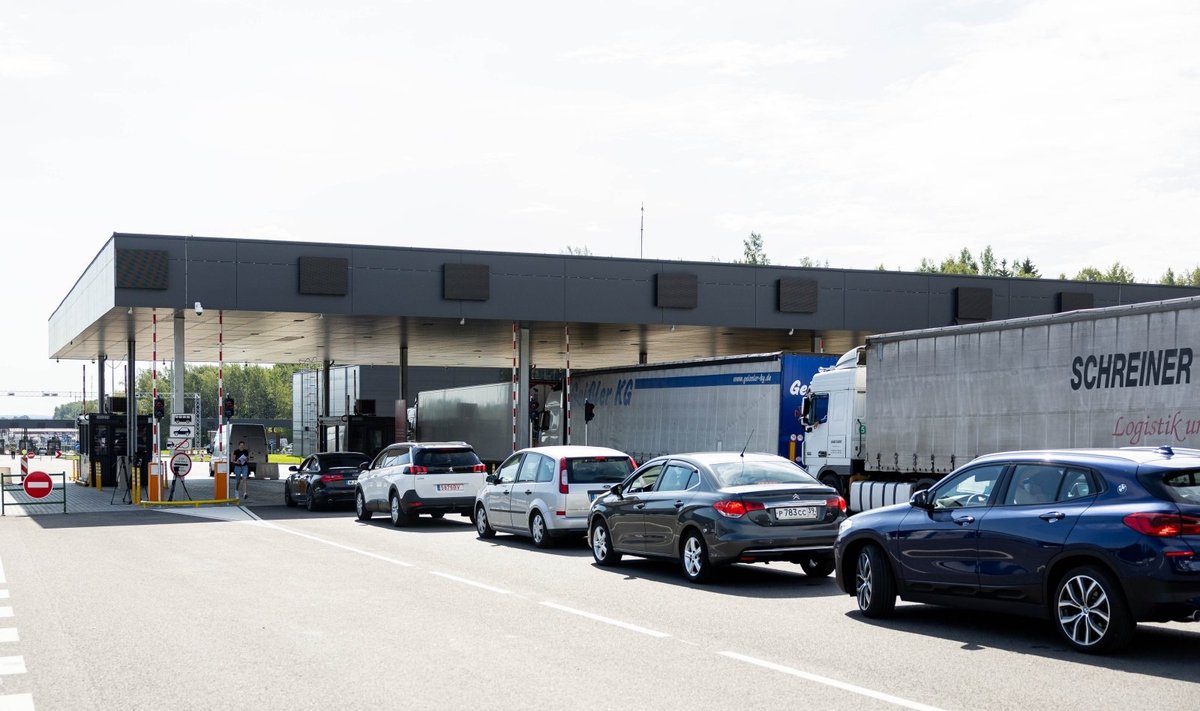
[170,452,193,478]
[23,471,53,499]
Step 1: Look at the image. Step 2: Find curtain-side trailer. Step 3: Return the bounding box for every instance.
[802,295,1200,511]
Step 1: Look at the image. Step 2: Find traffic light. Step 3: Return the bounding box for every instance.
[153,396,165,419]
[223,396,235,418]
[584,400,595,423]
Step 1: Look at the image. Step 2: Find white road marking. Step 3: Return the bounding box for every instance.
[0,590,9,599]
[430,571,512,595]
[719,651,949,711]
[0,693,33,711]
[255,521,414,567]
[0,560,6,584]
[0,609,12,619]
[0,657,25,675]
[540,601,671,639]
[0,629,17,643]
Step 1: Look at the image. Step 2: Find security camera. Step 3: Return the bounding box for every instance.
[194,302,204,316]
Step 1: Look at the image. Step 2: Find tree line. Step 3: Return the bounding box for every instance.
[737,234,1200,285]
[53,363,305,421]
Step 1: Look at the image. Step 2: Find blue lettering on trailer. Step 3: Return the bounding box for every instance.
[633,372,779,390]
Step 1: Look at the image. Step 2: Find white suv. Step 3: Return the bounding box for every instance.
[474,445,635,547]
[356,442,487,526]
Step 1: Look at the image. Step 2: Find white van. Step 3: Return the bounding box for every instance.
[212,422,274,479]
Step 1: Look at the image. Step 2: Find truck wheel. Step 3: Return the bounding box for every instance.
[856,544,896,618]
[819,472,843,497]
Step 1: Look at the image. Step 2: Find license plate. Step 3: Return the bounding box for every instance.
[588,490,604,502]
[436,483,464,492]
[346,480,356,486]
[775,506,819,520]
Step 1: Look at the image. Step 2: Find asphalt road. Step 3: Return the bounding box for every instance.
[0,492,1197,710]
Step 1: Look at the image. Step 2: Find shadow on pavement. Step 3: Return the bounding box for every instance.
[845,604,1200,682]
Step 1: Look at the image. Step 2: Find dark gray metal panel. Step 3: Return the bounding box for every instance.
[443,263,490,301]
[684,263,756,326]
[955,286,993,321]
[844,272,935,331]
[564,259,658,323]
[778,278,818,313]
[1058,291,1094,312]
[298,256,349,296]
[754,268,846,329]
[115,249,169,290]
[464,253,564,321]
[656,272,698,309]
[350,246,459,319]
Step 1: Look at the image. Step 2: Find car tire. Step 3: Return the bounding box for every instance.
[530,511,555,549]
[590,519,622,567]
[855,544,896,618]
[306,490,321,512]
[1053,565,1135,654]
[475,504,496,539]
[389,493,412,527]
[284,483,297,507]
[355,490,372,521]
[680,531,715,583]
[800,557,835,577]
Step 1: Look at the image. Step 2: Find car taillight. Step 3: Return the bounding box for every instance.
[559,458,569,494]
[408,466,428,474]
[628,457,638,471]
[712,500,766,518]
[319,474,344,483]
[472,464,487,472]
[827,496,847,513]
[1123,512,1200,537]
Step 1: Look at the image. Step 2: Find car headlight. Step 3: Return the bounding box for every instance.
[838,517,853,534]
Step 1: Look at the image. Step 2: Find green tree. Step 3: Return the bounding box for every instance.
[738,232,770,265]
[563,245,592,255]
[53,400,98,419]
[796,256,829,268]
[1161,266,1200,286]
[1071,262,1135,283]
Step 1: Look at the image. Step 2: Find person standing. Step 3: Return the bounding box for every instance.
[232,440,251,501]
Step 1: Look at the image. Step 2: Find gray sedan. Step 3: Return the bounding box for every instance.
[588,452,846,583]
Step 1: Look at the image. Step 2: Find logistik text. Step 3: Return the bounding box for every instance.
[1069,348,1193,391]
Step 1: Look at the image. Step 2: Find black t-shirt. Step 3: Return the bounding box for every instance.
[232,448,250,467]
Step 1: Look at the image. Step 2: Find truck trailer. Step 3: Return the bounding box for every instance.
[801,295,1200,511]
[416,352,836,467]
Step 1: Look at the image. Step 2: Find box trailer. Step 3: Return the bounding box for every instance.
[801,295,1200,511]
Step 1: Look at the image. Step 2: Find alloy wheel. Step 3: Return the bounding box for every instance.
[592,526,609,559]
[682,536,704,578]
[856,550,873,611]
[1057,573,1111,647]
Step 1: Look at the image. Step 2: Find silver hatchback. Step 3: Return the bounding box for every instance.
[474,445,636,548]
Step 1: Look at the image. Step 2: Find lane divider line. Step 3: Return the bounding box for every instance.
[0,629,17,644]
[0,560,6,585]
[0,657,25,676]
[540,602,671,639]
[0,693,34,711]
[0,609,12,620]
[430,572,513,595]
[253,521,414,568]
[719,651,949,711]
[0,591,9,599]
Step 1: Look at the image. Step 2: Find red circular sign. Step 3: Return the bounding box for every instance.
[23,471,53,499]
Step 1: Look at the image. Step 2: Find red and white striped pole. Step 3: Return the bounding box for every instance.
[218,310,224,455]
[151,310,158,501]
[565,325,572,445]
[511,321,518,454]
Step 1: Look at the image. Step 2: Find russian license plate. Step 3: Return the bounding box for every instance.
[436,483,464,492]
[775,506,819,520]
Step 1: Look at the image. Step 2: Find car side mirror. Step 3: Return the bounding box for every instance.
[609,483,623,498]
[910,489,932,509]
[288,465,298,472]
[359,462,369,471]
[486,474,498,485]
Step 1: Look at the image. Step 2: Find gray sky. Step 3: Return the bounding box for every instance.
[4,0,1200,415]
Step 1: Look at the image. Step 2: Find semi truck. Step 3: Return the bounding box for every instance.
[415,352,837,468]
[800,294,1200,511]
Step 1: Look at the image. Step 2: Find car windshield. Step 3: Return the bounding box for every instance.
[414,449,480,468]
[567,457,633,484]
[323,454,368,469]
[710,460,818,487]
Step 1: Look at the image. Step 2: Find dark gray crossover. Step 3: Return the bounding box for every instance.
[588,452,846,582]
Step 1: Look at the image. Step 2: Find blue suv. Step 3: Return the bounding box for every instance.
[834,447,1200,653]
